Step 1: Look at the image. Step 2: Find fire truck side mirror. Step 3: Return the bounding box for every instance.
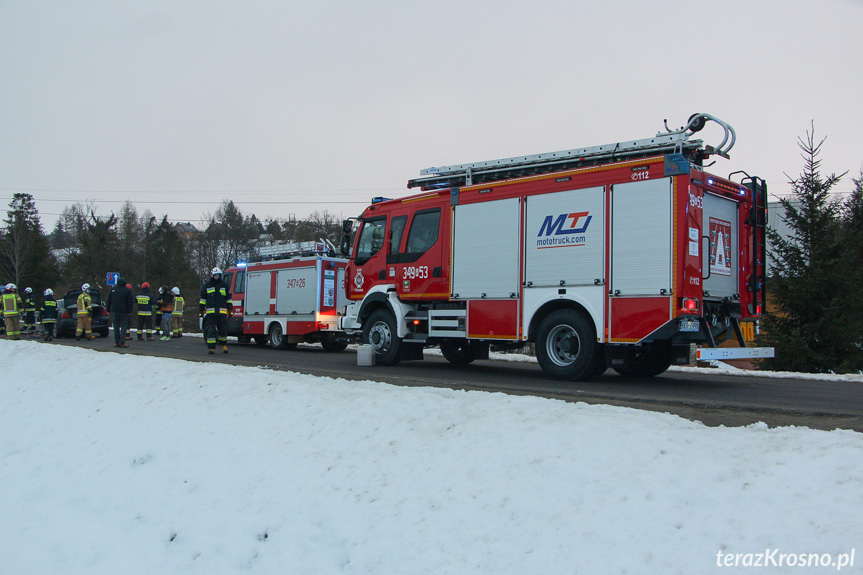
[340,219,353,256]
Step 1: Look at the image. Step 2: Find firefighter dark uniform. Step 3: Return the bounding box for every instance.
[40,289,58,341]
[200,267,232,354]
[136,283,156,340]
[22,288,37,334]
[2,284,23,340]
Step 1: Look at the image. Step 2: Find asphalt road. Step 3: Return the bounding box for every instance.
[48,332,863,432]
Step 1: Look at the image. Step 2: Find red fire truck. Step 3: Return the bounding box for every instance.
[222,241,349,351]
[339,113,774,380]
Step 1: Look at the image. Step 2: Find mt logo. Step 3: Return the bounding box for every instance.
[537,212,592,236]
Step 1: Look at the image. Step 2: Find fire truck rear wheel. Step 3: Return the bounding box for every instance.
[440,340,477,365]
[362,309,401,366]
[535,309,598,381]
[269,323,297,351]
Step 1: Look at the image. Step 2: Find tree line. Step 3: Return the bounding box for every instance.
[0,197,343,311]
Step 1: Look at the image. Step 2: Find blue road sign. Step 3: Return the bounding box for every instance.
[107,272,120,286]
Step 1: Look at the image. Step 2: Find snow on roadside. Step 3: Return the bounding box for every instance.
[424,346,863,383]
[0,340,861,575]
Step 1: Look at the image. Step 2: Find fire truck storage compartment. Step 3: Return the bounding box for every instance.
[276,267,318,315]
[610,178,673,295]
[335,267,346,311]
[524,186,605,287]
[245,271,272,315]
[702,192,739,299]
[451,197,521,299]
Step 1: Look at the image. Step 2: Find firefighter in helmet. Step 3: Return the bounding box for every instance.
[171,286,185,338]
[199,267,232,354]
[2,283,23,340]
[75,283,95,341]
[22,287,37,335]
[40,288,58,341]
[135,282,156,340]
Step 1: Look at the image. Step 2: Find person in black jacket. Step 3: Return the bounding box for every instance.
[157,286,175,341]
[106,278,134,348]
[199,267,232,354]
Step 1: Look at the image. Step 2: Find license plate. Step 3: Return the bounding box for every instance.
[679,319,700,332]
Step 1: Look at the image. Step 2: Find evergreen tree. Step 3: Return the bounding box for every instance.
[117,201,145,279]
[66,211,120,291]
[834,173,863,370]
[758,126,850,372]
[49,219,74,250]
[146,216,196,290]
[0,193,56,290]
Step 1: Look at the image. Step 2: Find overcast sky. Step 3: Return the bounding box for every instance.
[1,0,861,231]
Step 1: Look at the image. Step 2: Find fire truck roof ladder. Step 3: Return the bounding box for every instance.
[254,239,336,261]
[408,113,736,190]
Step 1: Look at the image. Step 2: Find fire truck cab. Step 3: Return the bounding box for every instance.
[340,113,774,380]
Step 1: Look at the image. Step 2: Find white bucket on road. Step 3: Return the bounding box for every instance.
[357,344,376,366]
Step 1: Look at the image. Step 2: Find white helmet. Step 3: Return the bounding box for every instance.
[211,267,222,276]
[172,286,180,295]
[25,287,32,294]
[82,283,90,291]
[5,283,15,291]
[44,288,53,296]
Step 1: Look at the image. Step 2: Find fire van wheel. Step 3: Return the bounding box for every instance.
[440,340,477,365]
[362,309,401,366]
[612,341,672,378]
[268,323,296,350]
[535,309,598,381]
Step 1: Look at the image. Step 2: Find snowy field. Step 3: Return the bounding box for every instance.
[1,340,860,574]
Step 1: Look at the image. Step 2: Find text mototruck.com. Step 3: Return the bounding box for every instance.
[717,549,855,570]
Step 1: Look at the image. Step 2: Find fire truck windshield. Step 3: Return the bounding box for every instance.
[355,217,386,264]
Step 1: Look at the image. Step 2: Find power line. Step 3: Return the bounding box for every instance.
[0,187,404,194]
[0,197,373,205]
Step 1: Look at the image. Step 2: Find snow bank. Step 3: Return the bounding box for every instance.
[0,340,860,574]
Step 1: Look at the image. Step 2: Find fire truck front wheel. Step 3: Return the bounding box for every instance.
[535,309,599,381]
[362,309,401,366]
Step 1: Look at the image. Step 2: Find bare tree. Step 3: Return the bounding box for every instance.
[293,210,344,245]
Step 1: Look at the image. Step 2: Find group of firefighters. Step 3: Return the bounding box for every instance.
[1,284,56,340]
[1,267,233,356]
[102,279,187,347]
